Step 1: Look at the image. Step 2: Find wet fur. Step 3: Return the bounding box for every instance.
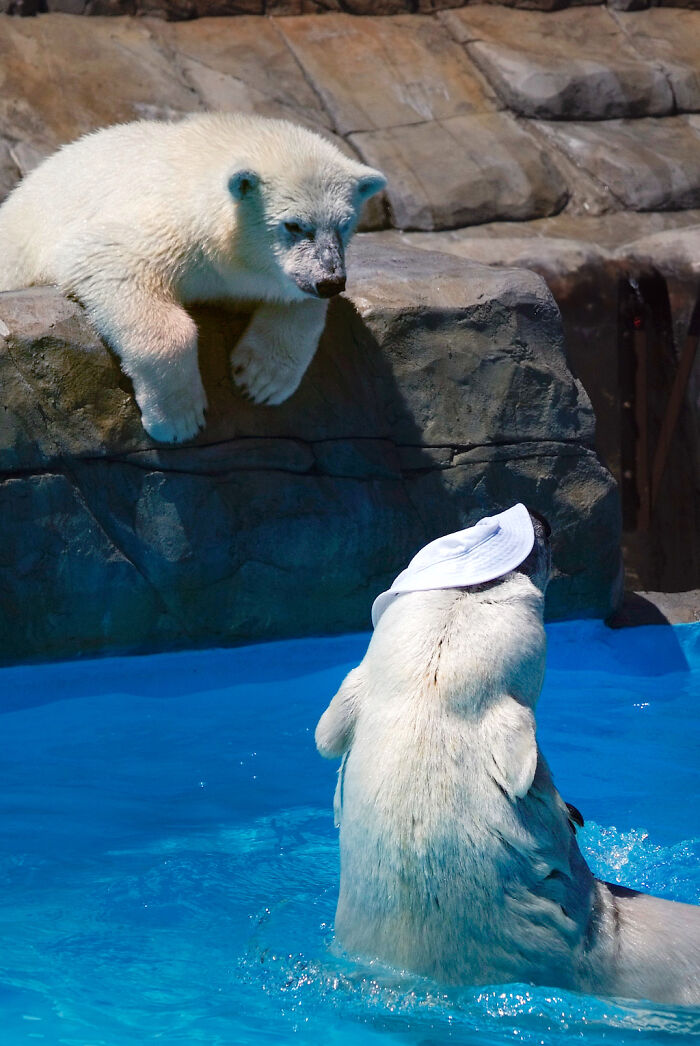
[316,521,700,1005]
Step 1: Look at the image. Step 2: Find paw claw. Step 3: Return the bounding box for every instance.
[230,358,298,405]
[137,382,208,444]
[230,339,303,407]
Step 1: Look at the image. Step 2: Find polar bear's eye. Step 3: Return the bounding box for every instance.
[284,221,314,241]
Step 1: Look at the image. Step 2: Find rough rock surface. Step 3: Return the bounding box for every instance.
[440,7,674,120]
[151,16,333,130]
[0,241,621,663]
[15,1,699,14]
[363,214,700,593]
[0,14,201,157]
[0,0,608,14]
[350,114,568,230]
[1,10,700,227]
[615,9,700,112]
[276,13,500,134]
[0,137,20,202]
[536,117,700,212]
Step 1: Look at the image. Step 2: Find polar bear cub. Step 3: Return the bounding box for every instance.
[0,113,385,443]
[316,511,700,1006]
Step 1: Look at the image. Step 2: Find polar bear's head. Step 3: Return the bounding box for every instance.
[228,123,386,299]
[316,508,552,765]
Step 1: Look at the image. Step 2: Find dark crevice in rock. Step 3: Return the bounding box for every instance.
[609,9,680,116]
[270,20,341,136]
[0,436,594,481]
[137,24,208,111]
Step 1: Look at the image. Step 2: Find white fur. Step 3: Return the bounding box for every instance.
[0,113,385,442]
[316,577,700,1005]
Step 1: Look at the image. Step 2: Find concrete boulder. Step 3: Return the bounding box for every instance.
[440,7,674,121]
[613,9,700,113]
[536,117,700,212]
[0,240,621,663]
[370,215,700,593]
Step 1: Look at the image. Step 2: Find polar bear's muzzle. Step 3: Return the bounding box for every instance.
[315,275,346,298]
[313,232,346,298]
[291,230,346,299]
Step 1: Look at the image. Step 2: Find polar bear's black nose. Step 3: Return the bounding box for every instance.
[316,276,346,298]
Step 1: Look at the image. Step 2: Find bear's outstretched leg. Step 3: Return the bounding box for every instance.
[231,298,329,405]
[82,285,208,444]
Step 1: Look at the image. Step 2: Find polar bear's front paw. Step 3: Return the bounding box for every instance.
[230,342,301,406]
[143,405,206,445]
[136,380,208,444]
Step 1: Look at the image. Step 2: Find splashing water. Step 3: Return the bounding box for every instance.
[0,621,698,1044]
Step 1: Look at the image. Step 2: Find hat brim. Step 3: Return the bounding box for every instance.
[371,503,535,628]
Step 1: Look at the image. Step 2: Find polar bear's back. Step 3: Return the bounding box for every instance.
[0,118,231,290]
[0,113,354,293]
[334,584,596,986]
[336,705,593,986]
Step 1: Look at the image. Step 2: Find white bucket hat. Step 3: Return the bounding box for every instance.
[371,503,535,628]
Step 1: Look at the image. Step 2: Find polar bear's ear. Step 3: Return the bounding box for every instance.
[357,170,387,200]
[487,696,538,801]
[228,169,260,200]
[315,666,364,759]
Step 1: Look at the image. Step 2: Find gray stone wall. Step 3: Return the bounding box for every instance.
[0,242,621,663]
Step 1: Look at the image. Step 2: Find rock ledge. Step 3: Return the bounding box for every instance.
[0,241,622,663]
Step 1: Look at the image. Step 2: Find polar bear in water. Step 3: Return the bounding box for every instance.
[316,504,700,1006]
[0,114,385,443]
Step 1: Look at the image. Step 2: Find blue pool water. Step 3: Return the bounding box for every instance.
[0,620,699,1045]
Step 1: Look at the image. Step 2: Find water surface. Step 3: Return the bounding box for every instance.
[0,621,698,1044]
